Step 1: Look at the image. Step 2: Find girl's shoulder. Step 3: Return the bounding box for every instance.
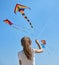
[18,50,23,55]
[18,50,24,59]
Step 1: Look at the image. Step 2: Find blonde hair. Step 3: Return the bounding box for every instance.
[21,37,32,60]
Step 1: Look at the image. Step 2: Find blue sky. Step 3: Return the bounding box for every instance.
[0,0,59,65]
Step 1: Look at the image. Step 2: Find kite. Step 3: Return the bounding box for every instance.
[4,19,13,25]
[41,40,46,48]
[3,19,25,31]
[3,19,20,29]
[14,4,33,28]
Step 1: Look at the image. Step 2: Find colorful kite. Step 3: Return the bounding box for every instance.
[41,40,46,48]
[3,19,24,31]
[14,4,33,28]
[4,19,13,25]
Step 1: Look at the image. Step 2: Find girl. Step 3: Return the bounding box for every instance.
[18,36,43,65]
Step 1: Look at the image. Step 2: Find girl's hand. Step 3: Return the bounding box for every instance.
[34,40,44,53]
[35,40,39,44]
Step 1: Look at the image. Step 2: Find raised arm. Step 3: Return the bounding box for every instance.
[33,40,44,53]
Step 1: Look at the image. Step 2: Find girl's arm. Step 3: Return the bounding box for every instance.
[19,60,22,65]
[33,40,44,53]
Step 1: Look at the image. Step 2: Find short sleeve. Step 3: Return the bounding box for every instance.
[32,49,36,53]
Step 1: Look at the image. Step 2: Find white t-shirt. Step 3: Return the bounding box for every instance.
[18,49,35,65]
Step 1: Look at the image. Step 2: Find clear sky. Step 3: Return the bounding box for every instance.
[0,0,59,65]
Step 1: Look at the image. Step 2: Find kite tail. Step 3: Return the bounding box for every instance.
[12,26,20,30]
[12,26,26,32]
[22,13,33,28]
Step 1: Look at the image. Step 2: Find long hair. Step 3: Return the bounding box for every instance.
[21,37,32,60]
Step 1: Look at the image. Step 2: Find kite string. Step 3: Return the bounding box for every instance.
[33,21,48,38]
[26,21,48,40]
